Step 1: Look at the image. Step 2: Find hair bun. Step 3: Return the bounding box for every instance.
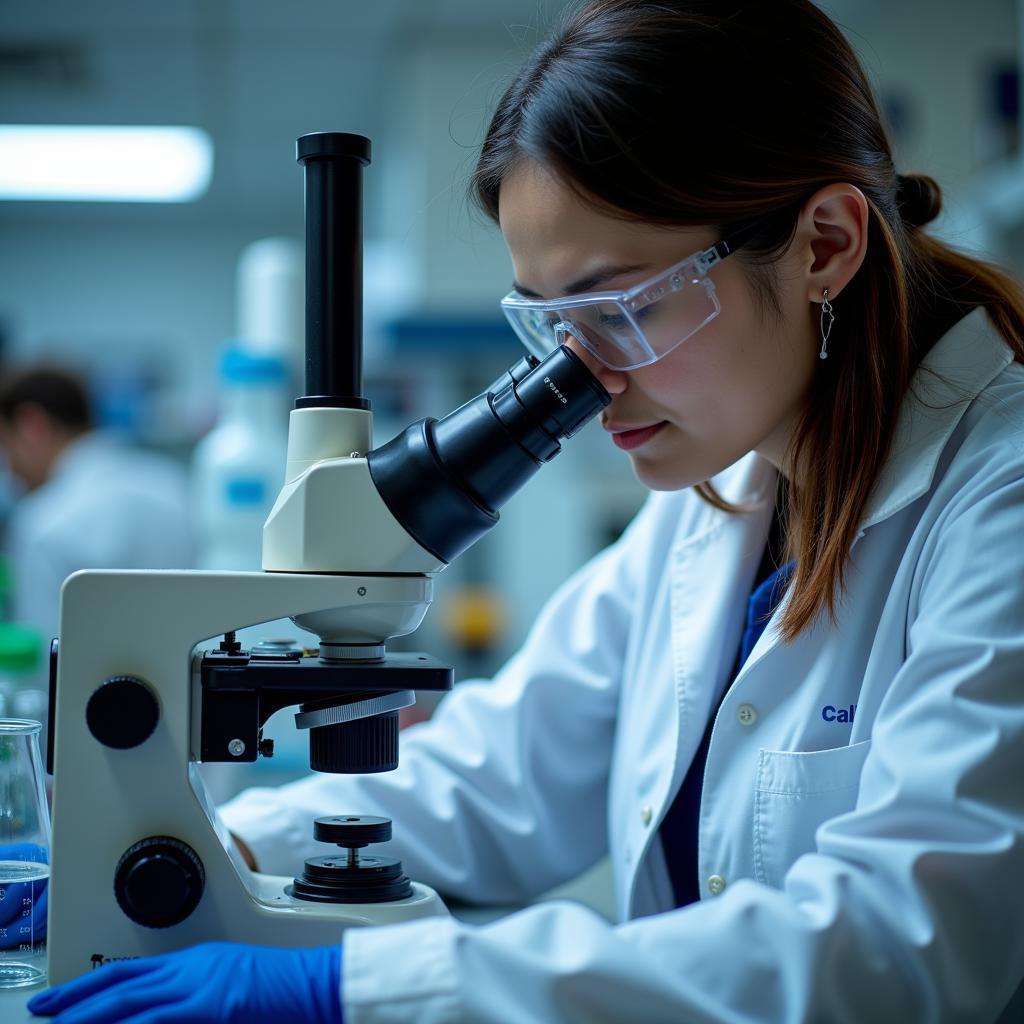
[896,172,942,228]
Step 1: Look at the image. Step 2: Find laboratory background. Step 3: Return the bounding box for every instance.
[0,0,1020,842]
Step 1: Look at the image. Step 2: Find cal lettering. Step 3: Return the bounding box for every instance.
[821,704,857,723]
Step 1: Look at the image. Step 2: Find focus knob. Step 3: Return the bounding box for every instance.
[114,836,205,928]
[86,675,159,749]
[313,815,392,846]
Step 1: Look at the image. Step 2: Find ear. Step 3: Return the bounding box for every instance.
[794,183,869,303]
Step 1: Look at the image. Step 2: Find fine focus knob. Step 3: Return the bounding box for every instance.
[86,675,159,749]
[114,836,205,928]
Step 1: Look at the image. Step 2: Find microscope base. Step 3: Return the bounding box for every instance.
[253,873,445,926]
[56,877,447,982]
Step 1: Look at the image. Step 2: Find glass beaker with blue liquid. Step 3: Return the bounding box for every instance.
[0,719,50,988]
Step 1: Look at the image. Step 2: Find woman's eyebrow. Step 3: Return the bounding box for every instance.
[512,262,651,299]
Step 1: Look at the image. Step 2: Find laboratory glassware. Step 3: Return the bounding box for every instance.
[0,718,50,988]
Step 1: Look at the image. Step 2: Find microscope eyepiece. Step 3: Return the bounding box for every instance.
[367,345,610,564]
[494,345,609,443]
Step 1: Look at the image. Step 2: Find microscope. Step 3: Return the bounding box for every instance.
[44,133,609,984]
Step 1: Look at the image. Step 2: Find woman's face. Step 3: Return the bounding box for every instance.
[498,161,819,490]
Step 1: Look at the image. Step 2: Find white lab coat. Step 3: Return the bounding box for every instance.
[221,306,1024,1023]
[5,431,192,649]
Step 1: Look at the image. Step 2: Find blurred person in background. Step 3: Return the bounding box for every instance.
[0,365,192,653]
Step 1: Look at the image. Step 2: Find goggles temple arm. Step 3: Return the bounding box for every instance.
[696,219,762,273]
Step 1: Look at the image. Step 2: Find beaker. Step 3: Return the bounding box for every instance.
[0,719,50,988]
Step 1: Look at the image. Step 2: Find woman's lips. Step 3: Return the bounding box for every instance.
[608,422,667,450]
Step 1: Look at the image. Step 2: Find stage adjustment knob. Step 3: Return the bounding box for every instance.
[114,836,205,928]
[86,675,159,749]
[287,816,412,904]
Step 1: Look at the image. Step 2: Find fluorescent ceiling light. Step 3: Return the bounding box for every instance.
[0,125,214,202]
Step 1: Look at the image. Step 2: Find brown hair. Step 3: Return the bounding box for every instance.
[0,365,93,434]
[472,0,1024,642]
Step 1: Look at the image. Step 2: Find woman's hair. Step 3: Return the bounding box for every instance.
[471,0,1024,643]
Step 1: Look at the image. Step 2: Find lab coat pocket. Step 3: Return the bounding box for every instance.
[753,740,871,889]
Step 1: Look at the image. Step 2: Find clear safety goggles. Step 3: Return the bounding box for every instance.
[500,222,758,371]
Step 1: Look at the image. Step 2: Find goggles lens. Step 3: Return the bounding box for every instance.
[501,269,721,371]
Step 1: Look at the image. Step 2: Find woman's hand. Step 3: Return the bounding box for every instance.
[230,832,258,870]
[28,942,343,1024]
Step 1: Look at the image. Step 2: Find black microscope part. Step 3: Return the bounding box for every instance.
[295,131,372,412]
[367,344,611,565]
[218,631,242,655]
[199,650,452,772]
[314,814,392,846]
[309,710,399,774]
[288,815,413,904]
[114,836,205,929]
[85,676,160,750]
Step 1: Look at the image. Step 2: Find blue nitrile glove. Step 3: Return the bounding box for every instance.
[0,842,48,951]
[28,941,344,1024]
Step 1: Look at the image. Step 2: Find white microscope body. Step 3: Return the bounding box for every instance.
[46,411,450,982]
[45,132,609,984]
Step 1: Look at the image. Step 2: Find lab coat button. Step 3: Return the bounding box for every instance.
[640,805,653,827]
[707,874,727,896]
[736,703,758,727]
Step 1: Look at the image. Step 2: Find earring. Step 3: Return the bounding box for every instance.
[819,288,834,360]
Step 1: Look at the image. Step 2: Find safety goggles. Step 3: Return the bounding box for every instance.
[500,222,759,371]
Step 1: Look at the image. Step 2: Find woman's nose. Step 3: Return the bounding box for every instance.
[560,333,628,394]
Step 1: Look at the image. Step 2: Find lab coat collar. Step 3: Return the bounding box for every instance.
[857,307,1014,532]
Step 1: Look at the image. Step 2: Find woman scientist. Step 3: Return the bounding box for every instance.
[30,1,1024,1021]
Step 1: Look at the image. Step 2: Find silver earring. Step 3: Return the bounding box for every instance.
[819,288,834,360]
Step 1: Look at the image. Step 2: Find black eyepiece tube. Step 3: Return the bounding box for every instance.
[295,132,372,410]
[367,346,610,564]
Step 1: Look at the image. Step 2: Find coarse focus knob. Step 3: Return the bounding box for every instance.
[114,837,205,929]
[86,676,159,749]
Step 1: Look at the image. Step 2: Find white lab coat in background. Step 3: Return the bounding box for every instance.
[5,431,192,648]
[221,306,1024,1023]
